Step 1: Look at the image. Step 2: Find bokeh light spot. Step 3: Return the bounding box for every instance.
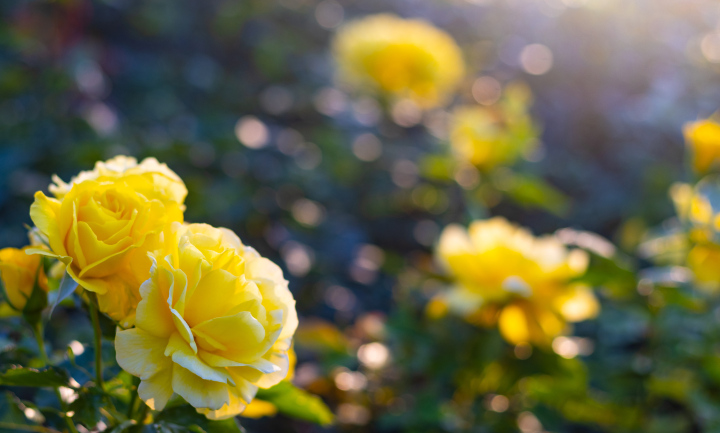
[519,44,553,75]
[472,76,502,106]
[358,342,390,369]
[235,116,269,149]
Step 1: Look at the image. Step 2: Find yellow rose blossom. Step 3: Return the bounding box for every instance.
[687,244,720,294]
[670,181,720,243]
[29,174,183,325]
[670,180,720,293]
[449,84,538,170]
[333,14,465,109]
[115,223,297,420]
[49,155,187,207]
[684,118,720,174]
[0,247,48,311]
[433,217,598,346]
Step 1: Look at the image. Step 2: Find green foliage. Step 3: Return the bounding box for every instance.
[255,382,334,426]
[0,367,69,388]
[68,387,105,428]
[48,273,78,318]
[578,251,638,299]
[2,1,720,433]
[494,172,570,216]
[154,406,245,433]
[0,391,32,425]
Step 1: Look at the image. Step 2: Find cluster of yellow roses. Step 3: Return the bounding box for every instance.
[667,118,720,293]
[333,14,589,347]
[1,156,297,420]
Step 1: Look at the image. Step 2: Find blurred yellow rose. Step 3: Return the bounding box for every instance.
[49,155,187,207]
[687,244,720,294]
[333,14,465,109]
[433,217,598,346]
[670,180,720,293]
[670,181,720,244]
[684,119,720,174]
[0,247,48,311]
[449,83,538,171]
[115,223,297,420]
[29,174,183,325]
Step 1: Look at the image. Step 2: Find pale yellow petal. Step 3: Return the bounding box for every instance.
[164,333,232,384]
[192,311,267,362]
[498,304,530,345]
[183,269,242,327]
[138,366,174,411]
[29,192,65,256]
[556,284,600,322]
[135,260,176,338]
[171,365,231,411]
[115,328,171,380]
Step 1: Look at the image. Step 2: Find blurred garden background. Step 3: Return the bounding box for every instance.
[4,0,720,432]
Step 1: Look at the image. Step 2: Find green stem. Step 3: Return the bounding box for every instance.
[134,401,149,428]
[87,294,104,390]
[30,322,79,433]
[126,383,139,420]
[31,323,49,366]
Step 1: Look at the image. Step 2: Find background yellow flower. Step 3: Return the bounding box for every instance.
[115,223,297,420]
[449,83,539,171]
[670,178,720,293]
[433,217,598,346]
[0,246,47,311]
[684,118,720,174]
[333,14,465,109]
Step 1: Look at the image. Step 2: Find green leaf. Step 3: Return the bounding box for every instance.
[0,392,29,424]
[68,387,103,428]
[419,155,456,182]
[108,420,137,433]
[255,382,334,426]
[154,406,244,433]
[494,172,570,216]
[49,272,78,318]
[0,366,70,388]
[198,418,245,433]
[577,251,637,298]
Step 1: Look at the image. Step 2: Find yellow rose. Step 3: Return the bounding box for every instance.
[0,247,48,311]
[29,176,183,325]
[684,119,720,174]
[669,179,720,292]
[333,14,465,109]
[687,244,720,294]
[449,106,507,169]
[449,84,538,171]
[433,217,598,346]
[49,155,187,207]
[115,223,298,420]
[670,180,720,243]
